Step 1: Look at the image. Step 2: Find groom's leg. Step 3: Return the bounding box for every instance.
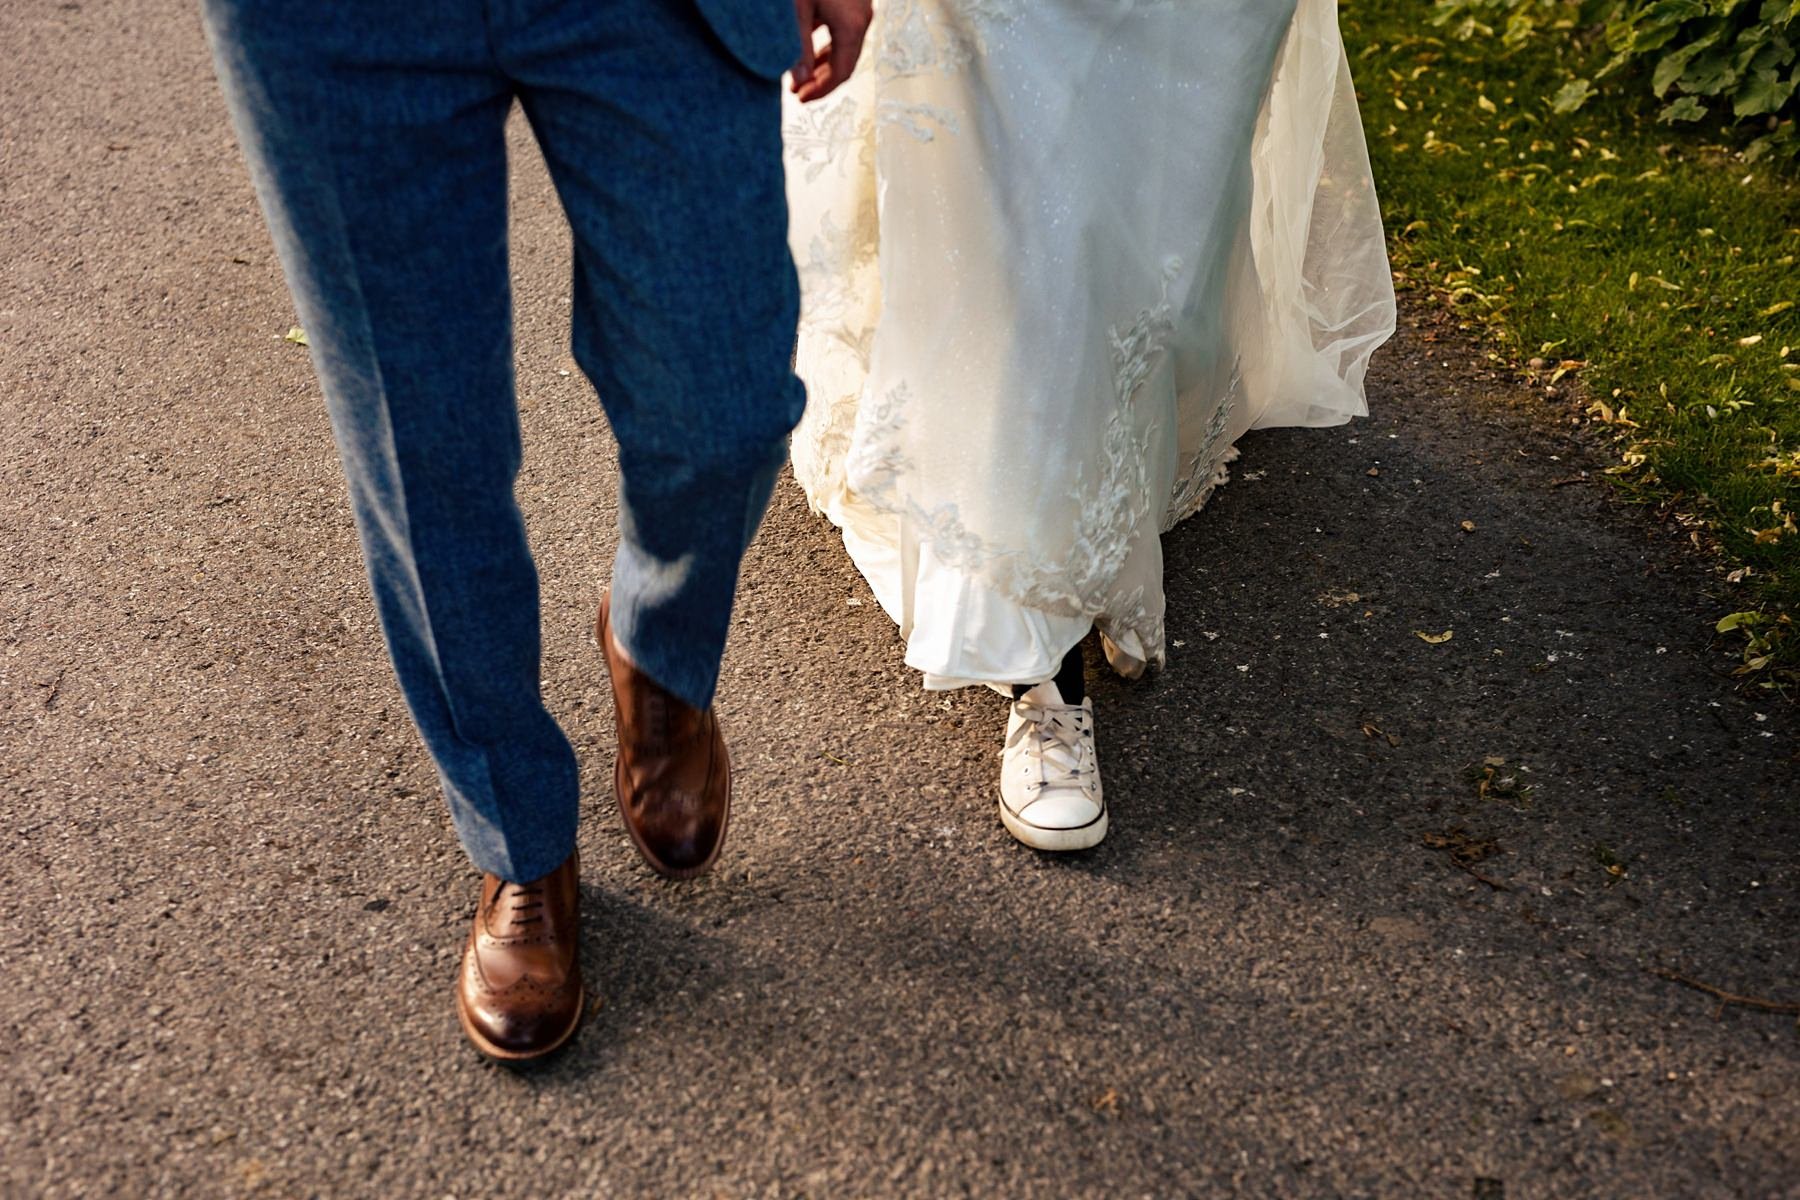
[506,0,805,709]
[202,2,580,883]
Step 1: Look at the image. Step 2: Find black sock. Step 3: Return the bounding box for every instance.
[1013,642,1085,704]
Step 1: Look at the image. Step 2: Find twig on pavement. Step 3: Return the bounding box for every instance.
[1457,862,1511,892]
[1649,966,1800,1016]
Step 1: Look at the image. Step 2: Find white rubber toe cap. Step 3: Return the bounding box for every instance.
[999,795,1108,852]
[1012,791,1104,831]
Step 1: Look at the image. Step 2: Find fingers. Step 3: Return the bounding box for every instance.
[825,4,868,94]
[793,52,836,103]
[791,0,817,86]
[795,1,869,103]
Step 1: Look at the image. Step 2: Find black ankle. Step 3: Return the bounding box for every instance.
[1012,642,1085,704]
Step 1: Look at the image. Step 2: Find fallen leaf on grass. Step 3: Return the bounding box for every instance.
[1552,79,1594,113]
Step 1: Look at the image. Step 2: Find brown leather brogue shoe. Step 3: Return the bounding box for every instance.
[596,594,731,880]
[455,850,583,1063]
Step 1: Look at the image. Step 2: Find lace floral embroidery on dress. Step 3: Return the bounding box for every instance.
[794,211,876,342]
[787,0,1397,682]
[782,94,875,337]
[783,99,865,183]
[834,258,1213,661]
[786,0,1340,674]
[786,0,1030,528]
[1164,361,1242,531]
[879,99,960,142]
[875,0,1022,78]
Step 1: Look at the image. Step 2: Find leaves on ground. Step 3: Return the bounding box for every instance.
[1361,720,1403,747]
[1465,756,1534,806]
[1350,0,1800,683]
[1422,827,1501,867]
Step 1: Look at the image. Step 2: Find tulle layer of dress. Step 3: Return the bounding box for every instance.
[783,0,1397,689]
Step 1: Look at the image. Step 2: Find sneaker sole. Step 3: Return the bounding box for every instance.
[998,799,1108,852]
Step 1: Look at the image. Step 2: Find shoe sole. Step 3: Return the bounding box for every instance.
[455,983,585,1065]
[998,799,1108,852]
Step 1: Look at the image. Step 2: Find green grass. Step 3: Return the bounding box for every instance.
[1342,0,1800,687]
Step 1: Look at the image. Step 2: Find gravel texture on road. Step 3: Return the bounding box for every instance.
[3,3,1797,1196]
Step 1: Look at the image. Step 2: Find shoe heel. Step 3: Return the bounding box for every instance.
[1100,632,1147,681]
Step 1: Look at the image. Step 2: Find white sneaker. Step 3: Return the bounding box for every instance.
[998,681,1107,851]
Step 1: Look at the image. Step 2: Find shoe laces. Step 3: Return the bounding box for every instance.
[1007,690,1091,795]
[638,686,673,750]
[492,878,545,929]
[608,618,679,751]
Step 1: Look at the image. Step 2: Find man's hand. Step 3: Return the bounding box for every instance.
[791,0,872,103]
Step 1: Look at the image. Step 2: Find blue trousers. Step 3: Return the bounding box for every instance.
[203,0,807,882]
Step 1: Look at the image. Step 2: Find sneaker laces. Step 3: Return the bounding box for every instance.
[1007,691,1090,796]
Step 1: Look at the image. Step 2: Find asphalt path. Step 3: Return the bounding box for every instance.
[3,3,1797,1196]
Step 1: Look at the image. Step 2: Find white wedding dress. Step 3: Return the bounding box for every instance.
[783,0,1396,689]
